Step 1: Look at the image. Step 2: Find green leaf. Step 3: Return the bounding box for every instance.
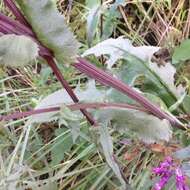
[95,108,172,143]
[83,37,184,105]
[16,0,79,64]
[102,11,117,40]
[86,2,102,46]
[182,95,190,113]
[102,1,125,39]
[86,0,126,44]
[86,0,100,8]
[59,106,81,143]
[172,39,190,65]
[143,93,168,110]
[59,105,81,122]
[98,124,126,189]
[70,121,80,143]
[119,54,178,107]
[169,93,186,112]
[82,37,133,69]
[107,87,168,111]
[51,128,73,166]
[107,88,138,105]
[135,169,152,190]
[0,34,39,67]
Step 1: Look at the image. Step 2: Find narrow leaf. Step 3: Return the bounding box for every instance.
[86,4,102,46]
[182,95,190,113]
[99,123,126,189]
[51,128,73,166]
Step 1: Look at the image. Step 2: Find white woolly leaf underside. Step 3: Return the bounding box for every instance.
[16,0,79,64]
[95,107,172,144]
[0,34,39,67]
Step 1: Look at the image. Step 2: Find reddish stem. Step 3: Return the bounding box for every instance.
[0,12,33,36]
[0,20,21,34]
[0,3,184,129]
[44,56,96,125]
[3,0,30,27]
[0,102,147,121]
[0,107,59,121]
[0,11,95,126]
[73,58,184,129]
[0,13,52,57]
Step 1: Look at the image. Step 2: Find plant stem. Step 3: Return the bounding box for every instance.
[0,12,33,36]
[0,107,59,121]
[0,19,21,34]
[0,102,147,121]
[0,11,95,126]
[0,14,51,57]
[44,56,96,125]
[3,0,30,27]
[74,58,184,129]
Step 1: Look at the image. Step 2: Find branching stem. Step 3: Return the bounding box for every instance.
[74,58,184,129]
[44,56,96,125]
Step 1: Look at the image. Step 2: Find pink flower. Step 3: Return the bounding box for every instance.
[153,173,173,190]
[152,157,190,190]
[175,167,190,190]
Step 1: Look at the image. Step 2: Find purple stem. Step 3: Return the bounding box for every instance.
[0,20,21,34]
[0,22,51,57]
[0,13,34,36]
[3,0,30,27]
[0,11,95,126]
[0,26,9,34]
[0,107,60,121]
[0,12,33,36]
[0,3,183,129]
[43,56,96,125]
[0,14,51,57]
[0,102,145,121]
[73,58,183,129]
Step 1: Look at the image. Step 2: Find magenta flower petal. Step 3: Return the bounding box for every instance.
[153,157,190,190]
[153,173,173,190]
[153,156,173,175]
[175,167,190,190]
